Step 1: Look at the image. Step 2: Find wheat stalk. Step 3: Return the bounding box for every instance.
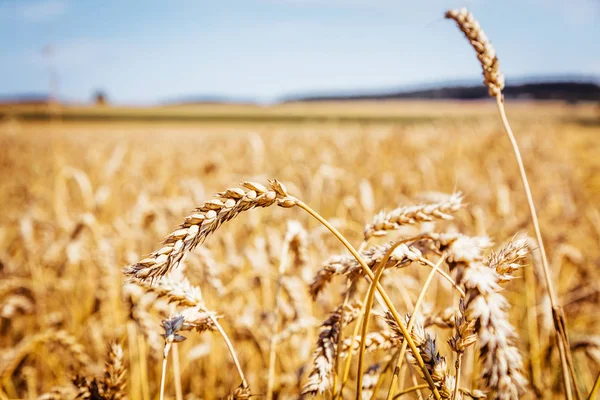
[445,8,578,398]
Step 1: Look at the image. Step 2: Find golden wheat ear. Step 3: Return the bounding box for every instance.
[445,8,505,98]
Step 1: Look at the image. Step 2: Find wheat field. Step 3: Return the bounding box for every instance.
[1,96,599,400]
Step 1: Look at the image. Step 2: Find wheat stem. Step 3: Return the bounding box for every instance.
[212,316,248,388]
[452,354,463,400]
[266,238,291,400]
[338,301,367,398]
[332,285,353,399]
[356,242,396,399]
[392,384,429,398]
[587,372,600,400]
[159,357,168,400]
[495,93,579,399]
[372,350,401,400]
[295,199,442,399]
[172,344,183,400]
[386,255,446,399]
[445,8,578,397]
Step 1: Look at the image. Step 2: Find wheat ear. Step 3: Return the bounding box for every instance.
[301,302,362,396]
[126,180,295,280]
[445,8,578,399]
[384,314,456,398]
[364,192,464,241]
[266,223,297,400]
[435,233,528,399]
[1,329,91,381]
[102,342,127,400]
[310,243,421,299]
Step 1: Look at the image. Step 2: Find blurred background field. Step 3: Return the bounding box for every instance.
[1,100,600,398]
[1,100,599,123]
[2,0,600,398]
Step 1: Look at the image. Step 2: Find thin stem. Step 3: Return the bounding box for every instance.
[266,239,291,400]
[340,236,463,399]
[392,384,429,399]
[339,301,367,398]
[332,286,353,399]
[172,344,183,400]
[587,372,600,400]
[372,350,401,400]
[420,257,464,298]
[212,316,248,388]
[452,353,463,400]
[295,200,442,400]
[385,350,424,400]
[357,240,434,398]
[357,242,399,399]
[386,255,446,399]
[525,255,543,393]
[385,365,401,400]
[159,357,168,400]
[495,94,579,399]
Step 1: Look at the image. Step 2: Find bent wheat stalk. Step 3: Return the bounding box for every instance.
[266,228,294,400]
[295,199,443,399]
[445,8,578,399]
[385,255,447,400]
[356,242,442,398]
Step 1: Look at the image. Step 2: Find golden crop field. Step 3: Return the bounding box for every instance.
[1,98,599,400]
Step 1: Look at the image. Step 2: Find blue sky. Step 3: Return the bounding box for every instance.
[0,0,599,104]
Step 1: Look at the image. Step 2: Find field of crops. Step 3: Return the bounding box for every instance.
[1,100,599,399]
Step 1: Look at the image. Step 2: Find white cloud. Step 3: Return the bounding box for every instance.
[0,0,68,23]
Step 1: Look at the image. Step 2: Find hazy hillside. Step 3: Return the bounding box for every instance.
[282,81,600,103]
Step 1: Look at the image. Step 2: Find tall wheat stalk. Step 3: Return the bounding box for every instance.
[445,8,579,399]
